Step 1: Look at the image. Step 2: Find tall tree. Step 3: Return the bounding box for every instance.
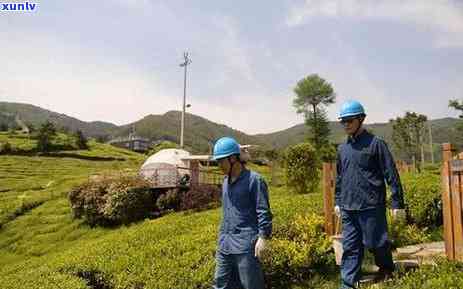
[391,112,427,170]
[293,74,336,149]
[75,130,88,150]
[449,99,463,150]
[391,117,413,161]
[449,99,463,118]
[36,120,57,152]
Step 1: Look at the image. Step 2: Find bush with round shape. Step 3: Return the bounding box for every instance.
[282,143,320,194]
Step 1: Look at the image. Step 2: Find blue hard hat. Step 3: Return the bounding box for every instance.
[339,100,366,119]
[212,137,240,160]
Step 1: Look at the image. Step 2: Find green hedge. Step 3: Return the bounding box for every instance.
[262,213,335,288]
[69,177,222,227]
[68,176,155,226]
[401,171,442,228]
[282,143,320,194]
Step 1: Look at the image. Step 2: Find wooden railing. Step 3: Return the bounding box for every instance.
[323,162,338,236]
[442,143,463,261]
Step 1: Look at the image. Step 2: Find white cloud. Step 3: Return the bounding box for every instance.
[213,16,255,84]
[189,92,300,134]
[286,0,463,47]
[0,32,176,125]
[279,31,395,123]
[114,0,152,9]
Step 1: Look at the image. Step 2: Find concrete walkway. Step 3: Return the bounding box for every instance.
[358,241,445,287]
[394,241,445,265]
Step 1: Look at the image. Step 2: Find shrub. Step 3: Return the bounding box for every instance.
[36,120,57,152]
[68,178,113,226]
[318,143,337,163]
[262,213,334,288]
[378,258,463,289]
[421,163,440,175]
[388,221,432,248]
[156,188,182,212]
[52,133,79,151]
[282,143,320,194]
[8,128,17,136]
[69,178,222,226]
[68,176,154,226]
[75,130,88,150]
[0,123,8,131]
[0,141,13,154]
[103,178,155,225]
[180,184,221,211]
[401,171,442,228]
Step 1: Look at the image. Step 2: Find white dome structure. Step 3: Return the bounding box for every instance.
[139,149,192,187]
[141,149,191,169]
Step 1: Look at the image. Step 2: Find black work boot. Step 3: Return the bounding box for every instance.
[374,267,393,282]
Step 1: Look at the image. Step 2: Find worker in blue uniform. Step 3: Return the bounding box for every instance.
[211,136,272,289]
[335,100,406,289]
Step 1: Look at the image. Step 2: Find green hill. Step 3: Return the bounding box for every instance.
[255,118,461,149]
[0,102,119,138]
[117,111,259,153]
[0,103,260,152]
[1,102,461,154]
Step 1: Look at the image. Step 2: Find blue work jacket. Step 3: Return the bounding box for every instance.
[217,169,272,255]
[335,130,405,211]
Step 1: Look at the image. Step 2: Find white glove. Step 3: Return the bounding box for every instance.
[254,237,267,259]
[392,209,406,222]
[334,205,341,217]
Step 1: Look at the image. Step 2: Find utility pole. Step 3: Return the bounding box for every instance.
[179,52,192,148]
[429,121,434,164]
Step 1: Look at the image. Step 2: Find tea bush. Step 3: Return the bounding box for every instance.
[421,163,441,175]
[103,179,155,225]
[282,143,320,194]
[69,177,222,227]
[262,213,334,288]
[0,141,13,154]
[180,184,221,211]
[318,143,337,163]
[401,172,442,228]
[388,221,432,248]
[156,188,182,212]
[374,258,463,289]
[68,176,154,226]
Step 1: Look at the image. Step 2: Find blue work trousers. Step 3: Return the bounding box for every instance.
[212,250,265,289]
[340,207,394,289]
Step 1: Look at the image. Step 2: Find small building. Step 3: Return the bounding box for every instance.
[108,135,152,152]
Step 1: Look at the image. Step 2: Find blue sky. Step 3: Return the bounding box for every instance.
[1,0,462,133]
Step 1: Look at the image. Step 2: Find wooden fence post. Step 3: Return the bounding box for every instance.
[442,143,456,260]
[451,155,463,261]
[323,162,336,235]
